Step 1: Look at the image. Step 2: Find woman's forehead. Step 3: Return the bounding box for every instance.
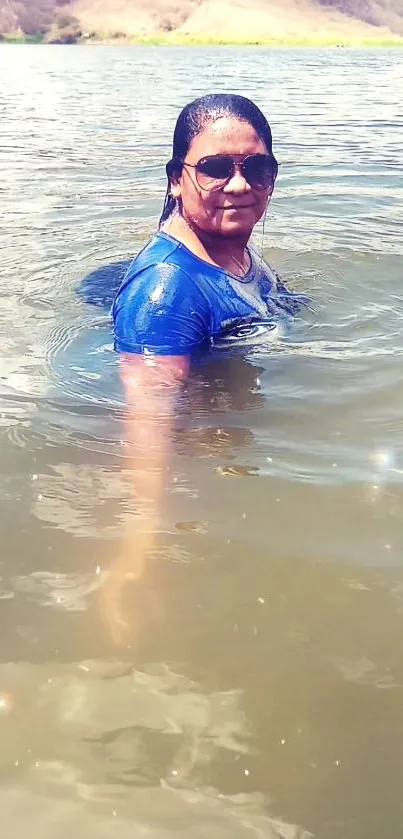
[186,116,267,159]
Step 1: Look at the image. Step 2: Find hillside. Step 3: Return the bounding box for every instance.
[1,0,403,43]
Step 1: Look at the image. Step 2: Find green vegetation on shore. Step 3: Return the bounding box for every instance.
[128,32,403,47]
[2,32,403,47]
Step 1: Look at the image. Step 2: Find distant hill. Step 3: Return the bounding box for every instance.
[1,0,403,43]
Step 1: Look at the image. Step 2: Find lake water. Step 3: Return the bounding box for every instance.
[1,44,403,838]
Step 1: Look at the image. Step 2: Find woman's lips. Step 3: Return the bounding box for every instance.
[218,204,254,210]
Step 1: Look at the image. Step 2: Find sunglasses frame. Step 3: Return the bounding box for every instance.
[182,153,278,192]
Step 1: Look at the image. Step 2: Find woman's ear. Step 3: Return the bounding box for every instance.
[166,159,182,200]
[170,179,181,199]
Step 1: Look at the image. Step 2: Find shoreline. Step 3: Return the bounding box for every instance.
[2,33,403,48]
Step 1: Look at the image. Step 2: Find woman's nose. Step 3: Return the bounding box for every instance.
[223,165,251,193]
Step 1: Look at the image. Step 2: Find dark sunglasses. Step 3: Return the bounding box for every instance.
[182,153,278,192]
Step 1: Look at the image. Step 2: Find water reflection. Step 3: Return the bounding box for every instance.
[3,545,403,839]
[0,659,312,837]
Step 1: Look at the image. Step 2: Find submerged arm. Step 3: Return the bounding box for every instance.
[101,352,189,644]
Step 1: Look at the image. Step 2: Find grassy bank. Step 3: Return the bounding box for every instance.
[1,33,43,43]
[2,32,403,47]
[129,32,403,47]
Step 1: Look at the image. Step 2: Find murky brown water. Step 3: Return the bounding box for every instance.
[1,44,403,838]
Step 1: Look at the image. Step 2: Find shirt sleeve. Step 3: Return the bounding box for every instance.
[112,262,210,355]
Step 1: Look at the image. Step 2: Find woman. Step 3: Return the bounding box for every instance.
[103,94,305,643]
[113,92,301,357]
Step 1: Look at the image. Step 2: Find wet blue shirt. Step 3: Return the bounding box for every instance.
[112,231,304,355]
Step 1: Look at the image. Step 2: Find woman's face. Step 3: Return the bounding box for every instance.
[171,116,274,239]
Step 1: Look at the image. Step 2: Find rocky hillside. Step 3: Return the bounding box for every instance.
[1,0,403,42]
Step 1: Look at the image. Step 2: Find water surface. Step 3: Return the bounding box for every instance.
[1,44,403,839]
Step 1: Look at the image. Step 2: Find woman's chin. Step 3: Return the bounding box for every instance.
[216,219,255,238]
[210,206,261,238]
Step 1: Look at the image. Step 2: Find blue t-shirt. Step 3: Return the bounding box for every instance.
[112,231,305,355]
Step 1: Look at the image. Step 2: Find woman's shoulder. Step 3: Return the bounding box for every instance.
[113,234,212,356]
[114,232,213,317]
[125,231,202,281]
[113,234,211,319]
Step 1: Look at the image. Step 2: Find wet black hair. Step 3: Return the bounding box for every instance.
[159,93,275,226]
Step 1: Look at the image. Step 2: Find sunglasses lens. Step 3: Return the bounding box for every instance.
[243,155,278,189]
[196,156,233,190]
[194,154,278,191]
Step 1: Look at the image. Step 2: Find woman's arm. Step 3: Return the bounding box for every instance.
[101,352,189,645]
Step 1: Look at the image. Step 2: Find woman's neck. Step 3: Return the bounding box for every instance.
[162,211,250,276]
